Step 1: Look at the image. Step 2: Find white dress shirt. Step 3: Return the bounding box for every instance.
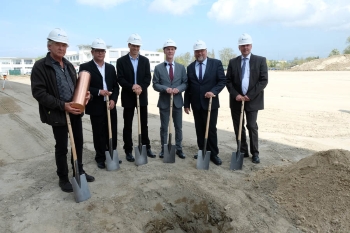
[195,58,207,80]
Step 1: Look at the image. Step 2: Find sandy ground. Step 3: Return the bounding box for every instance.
[0,71,349,233]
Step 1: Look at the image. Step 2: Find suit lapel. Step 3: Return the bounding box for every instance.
[237,56,242,82]
[248,54,255,89]
[202,58,211,83]
[125,54,135,81]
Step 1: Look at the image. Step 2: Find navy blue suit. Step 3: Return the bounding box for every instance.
[184,57,226,156]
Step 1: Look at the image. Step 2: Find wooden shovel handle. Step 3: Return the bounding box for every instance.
[66,111,78,163]
[168,94,173,135]
[204,96,213,139]
[238,101,245,141]
[136,94,141,135]
[106,95,112,139]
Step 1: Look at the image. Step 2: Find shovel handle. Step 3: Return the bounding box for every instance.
[168,94,173,137]
[238,101,245,141]
[136,94,142,146]
[65,111,80,179]
[106,95,112,139]
[203,96,213,155]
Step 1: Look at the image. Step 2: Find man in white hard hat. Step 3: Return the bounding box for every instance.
[153,39,188,159]
[31,28,95,193]
[226,33,268,164]
[184,40,226,166]
[79,38,121,169]
[117,33,156,162]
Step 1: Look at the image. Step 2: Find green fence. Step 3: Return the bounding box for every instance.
[9,70,21,75]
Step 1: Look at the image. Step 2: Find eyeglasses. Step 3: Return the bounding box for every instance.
[94,49,106,53]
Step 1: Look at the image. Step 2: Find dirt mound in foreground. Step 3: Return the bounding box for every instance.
[291,54,350,71]
[252,149,350,232]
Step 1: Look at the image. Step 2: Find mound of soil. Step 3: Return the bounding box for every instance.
[252,149,350,232]
[291,55,350,71]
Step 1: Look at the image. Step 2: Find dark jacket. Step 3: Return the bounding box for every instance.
[116,53,151,108]
[226,54,268,111]
[184,57,226,110]
[79,60,119,116]
[31,52,77,126]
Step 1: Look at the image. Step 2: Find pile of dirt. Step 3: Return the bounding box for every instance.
[291,54,350,71]
[252,149,350,232]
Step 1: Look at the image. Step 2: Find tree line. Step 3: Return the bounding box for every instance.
[328,36,350,57]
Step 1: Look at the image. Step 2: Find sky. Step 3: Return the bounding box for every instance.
[1,0,350,61]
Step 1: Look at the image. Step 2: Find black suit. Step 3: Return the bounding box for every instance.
[226,54,268,156]
[79,60,119,163]
[184,57,226,157]
[116,53,152,152]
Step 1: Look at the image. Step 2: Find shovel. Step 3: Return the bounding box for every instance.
[105,95,121,171]
[134,94,148,166]
[230,100,245,170]
[66,111,91,203]
[196,96,214,170]
[163,94,176,163]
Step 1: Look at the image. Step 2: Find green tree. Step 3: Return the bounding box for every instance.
[174,52,193,67]
[35,55,45,61]
[207,49,215,58]
[219,48,235,68]
[328,49,340,57]
[344,36,350,54]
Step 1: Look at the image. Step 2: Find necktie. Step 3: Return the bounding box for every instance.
[199,62,203,82]
[241,58,247,80]
[169,63,174,82]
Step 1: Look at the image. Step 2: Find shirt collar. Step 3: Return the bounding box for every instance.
[129,54,139,60]
[165,61,174,66]
[241,53,251,60]
[93,59,105,68]
[195,57,207,66]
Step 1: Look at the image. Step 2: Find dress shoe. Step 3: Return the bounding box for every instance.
[97,162,105,169]
[176,150,186,159]
[147,149,156,158]
[159,150,164,159]
[126,152,135,162]
[252,155,260,164]
[59,178,73,193]
[83,173,95,182]
[211,155,222,166]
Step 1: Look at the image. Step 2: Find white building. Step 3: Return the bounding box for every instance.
[0,47,164,75]
[65,45,164,71]
[0,57,36,75]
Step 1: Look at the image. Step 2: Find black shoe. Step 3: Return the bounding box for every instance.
[83,173,95,182]
[211,155,222,166]
[176,150,186,159]
[147,149,156,158]
[59,179,73,193]
[193,154,198,159]
[126,152,135,162]
[242,152,249,158]
[252,155,260,164]
[159,150,164,158]
[97,162,105,169]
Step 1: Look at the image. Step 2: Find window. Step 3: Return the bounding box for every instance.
[25,67,32,69]
[14,67,21,70]
[145,54,149,56]
[155,54,160,56]
[13,59,22,64]
[150,54,154,56]
[24,59,33,64]
[1,60,10,64]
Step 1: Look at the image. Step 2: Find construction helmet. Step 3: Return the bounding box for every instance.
[47,28,69,44]
[127,33,142,46]
[193,40,207,50]
[238,33,253,45]
[163,39,177,49]
[91,38,107,49]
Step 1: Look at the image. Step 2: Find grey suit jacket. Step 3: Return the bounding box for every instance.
[153,62,188,109]
[226,54,268,111]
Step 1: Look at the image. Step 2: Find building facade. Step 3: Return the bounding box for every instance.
[0,47,164,75]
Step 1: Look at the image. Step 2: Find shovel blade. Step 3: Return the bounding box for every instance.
[230,151,244,170]
[105,150,120,171]
[163,143,176,163]
[134,145,148,166]
[196,150,211,170]
[71,174,91,203]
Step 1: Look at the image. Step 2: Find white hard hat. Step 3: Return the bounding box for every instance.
[47,28,69,44]
[91,38,107,49]
[163,39,177,49]
[127,33,142,46]
[193,40,207,50]
[238,33,253,45]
